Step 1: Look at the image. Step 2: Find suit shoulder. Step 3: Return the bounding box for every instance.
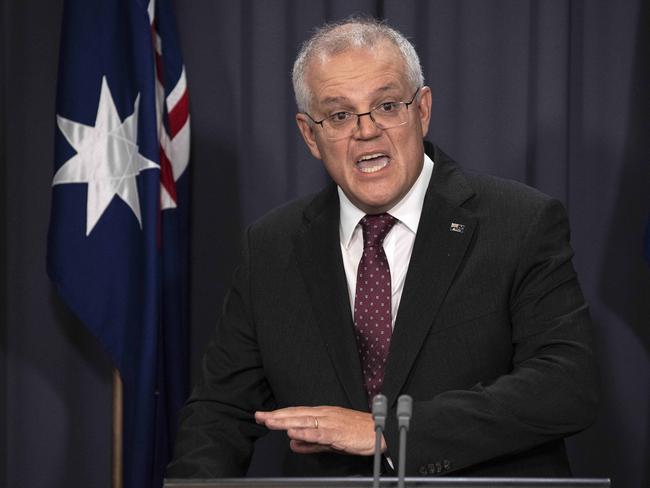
[463,170,562,217]
[247,184,336,240]
[429,145,561,217]
[248,196,310,238]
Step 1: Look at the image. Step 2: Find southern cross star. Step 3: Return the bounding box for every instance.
[53,76,159,236]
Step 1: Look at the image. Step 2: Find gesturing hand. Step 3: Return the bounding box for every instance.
[255,406,387,456]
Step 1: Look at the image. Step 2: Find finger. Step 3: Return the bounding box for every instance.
[289,440,331,454]
[257,406,322,420]
[254,410,295,424]
[263,415,318,431]
[286,426,325,444]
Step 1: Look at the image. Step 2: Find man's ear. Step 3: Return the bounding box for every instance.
[416,86,432,138]
[296,113,322,160]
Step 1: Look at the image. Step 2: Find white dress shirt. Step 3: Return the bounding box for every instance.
[338,154,434,327]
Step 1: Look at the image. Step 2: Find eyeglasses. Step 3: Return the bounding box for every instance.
[304,88,421,141]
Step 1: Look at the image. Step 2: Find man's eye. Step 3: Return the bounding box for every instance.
[329,112,352,124]
[378,102,399,112]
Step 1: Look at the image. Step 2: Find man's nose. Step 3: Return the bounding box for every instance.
[355,112,381,139]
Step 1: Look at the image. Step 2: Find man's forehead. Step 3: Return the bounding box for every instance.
[306,44,408,104]
[312,41,402,73]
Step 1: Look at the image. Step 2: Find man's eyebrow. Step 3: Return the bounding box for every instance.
[375,84,400,94]
[320,96,350,107]
[319,85,403,107]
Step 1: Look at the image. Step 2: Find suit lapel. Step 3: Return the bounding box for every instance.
[293,186,368,411]
[382,150,477,407]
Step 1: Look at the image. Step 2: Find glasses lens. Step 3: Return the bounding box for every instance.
[320,100,411,140]
[372,102,408,129]
[323,117,355,140]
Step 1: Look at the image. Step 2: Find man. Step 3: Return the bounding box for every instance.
[168,17,598,478]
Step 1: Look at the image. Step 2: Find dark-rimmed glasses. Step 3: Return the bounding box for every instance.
[304,88,421,141]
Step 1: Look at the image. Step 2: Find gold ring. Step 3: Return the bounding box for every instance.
[313,416,319,429]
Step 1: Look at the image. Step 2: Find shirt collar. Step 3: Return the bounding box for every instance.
[338,153,435,248]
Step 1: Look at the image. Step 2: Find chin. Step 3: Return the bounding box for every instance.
[358,199,395,214]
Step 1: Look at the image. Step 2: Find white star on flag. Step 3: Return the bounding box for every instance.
[53,76,159,236]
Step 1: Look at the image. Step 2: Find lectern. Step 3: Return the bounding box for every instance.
[164,477,611,488]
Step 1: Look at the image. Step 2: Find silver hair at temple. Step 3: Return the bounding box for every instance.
[292,17,425,113]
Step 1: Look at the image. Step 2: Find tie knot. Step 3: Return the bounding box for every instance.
[360,213,396,249]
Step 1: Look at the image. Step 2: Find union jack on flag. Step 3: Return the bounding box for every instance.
[47,0,190,487]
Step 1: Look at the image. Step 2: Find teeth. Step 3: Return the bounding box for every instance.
[358,157,389,173]
[358,153,386,162]
[359,163,387,173]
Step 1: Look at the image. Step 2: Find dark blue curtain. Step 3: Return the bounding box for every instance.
[3,1,649,487]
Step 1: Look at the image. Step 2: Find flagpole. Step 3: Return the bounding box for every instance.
[112,368,124,488]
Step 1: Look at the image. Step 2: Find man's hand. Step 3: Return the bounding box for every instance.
[255,406,387,456]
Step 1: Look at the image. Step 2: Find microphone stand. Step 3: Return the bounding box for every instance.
[397,395,412,488]
[371,394,387,488]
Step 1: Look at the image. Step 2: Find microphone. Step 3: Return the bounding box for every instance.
[371,394,388,488]
[397,395,413,488]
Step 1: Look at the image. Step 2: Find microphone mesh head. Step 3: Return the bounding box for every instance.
[372,394,388,417]
[397,395,413,430]
[397,395,412,417]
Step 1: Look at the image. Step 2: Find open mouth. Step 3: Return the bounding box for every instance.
[356,153,390,174]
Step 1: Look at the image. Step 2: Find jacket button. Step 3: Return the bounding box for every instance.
[418,466,427,476]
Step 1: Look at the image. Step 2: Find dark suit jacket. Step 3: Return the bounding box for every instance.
[167,144,599,478]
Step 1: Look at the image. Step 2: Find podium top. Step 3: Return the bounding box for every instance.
[164,477,611,488]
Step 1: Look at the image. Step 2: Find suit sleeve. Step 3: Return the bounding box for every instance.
[383,198,599,475]
[167,227,273,478]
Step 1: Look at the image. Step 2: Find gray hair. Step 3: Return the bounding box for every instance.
[292,16,425,113]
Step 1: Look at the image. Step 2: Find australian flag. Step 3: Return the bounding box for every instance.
[46,1,190,487]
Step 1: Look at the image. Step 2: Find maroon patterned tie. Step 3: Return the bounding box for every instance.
[354,213,397,403]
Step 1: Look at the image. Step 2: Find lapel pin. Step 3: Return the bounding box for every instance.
[449,222,465,234]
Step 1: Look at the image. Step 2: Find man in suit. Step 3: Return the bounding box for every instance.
[168,17,598,478]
